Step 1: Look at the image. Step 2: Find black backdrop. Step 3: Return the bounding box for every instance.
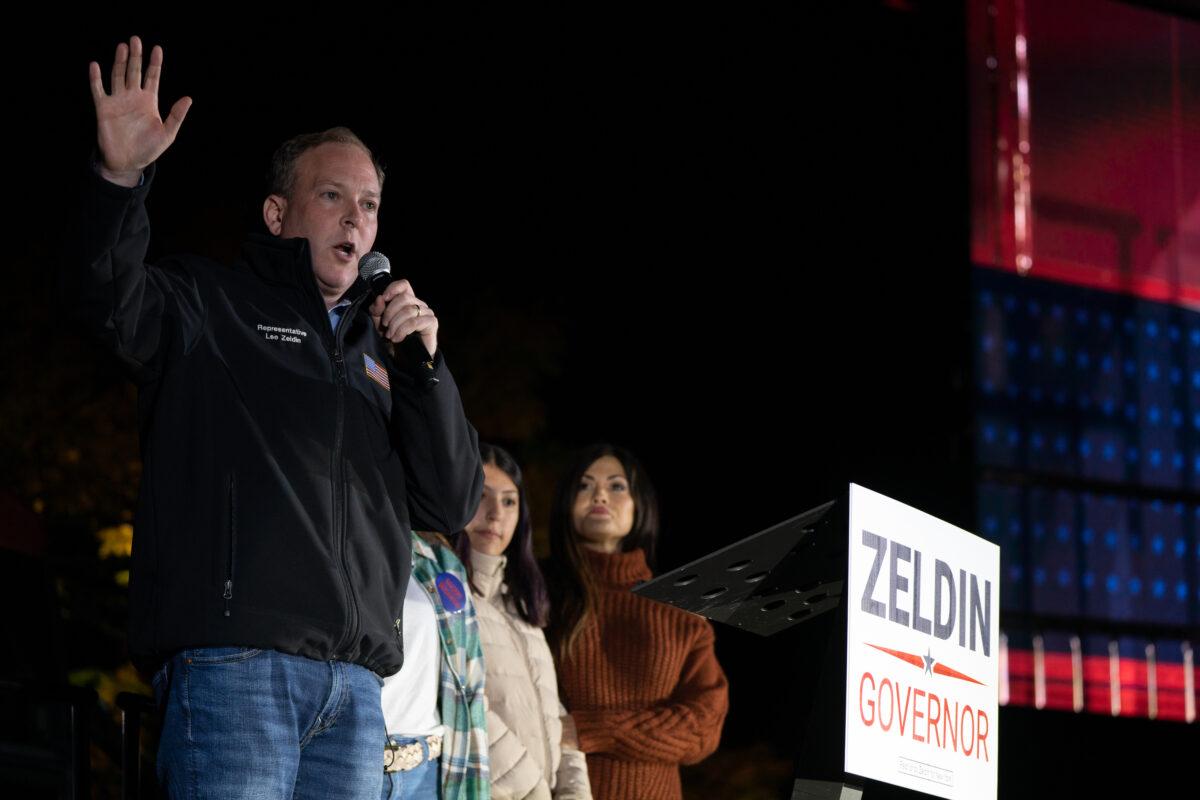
[6,3,1192,797]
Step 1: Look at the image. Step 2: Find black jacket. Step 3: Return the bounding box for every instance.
[70,164,483,676]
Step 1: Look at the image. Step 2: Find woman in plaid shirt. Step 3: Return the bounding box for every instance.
[381,531,491,799]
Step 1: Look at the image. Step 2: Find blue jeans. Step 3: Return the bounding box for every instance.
[380,736,440,800]
[154,647,386,800]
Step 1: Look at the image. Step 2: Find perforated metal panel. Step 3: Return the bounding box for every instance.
[634,498,848,636]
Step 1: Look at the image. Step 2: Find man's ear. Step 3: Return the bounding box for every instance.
[263,194,287,236]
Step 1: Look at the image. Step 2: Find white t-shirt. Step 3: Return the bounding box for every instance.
[380,574,443,737]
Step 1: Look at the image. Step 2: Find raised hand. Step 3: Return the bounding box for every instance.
[89,36,192,187]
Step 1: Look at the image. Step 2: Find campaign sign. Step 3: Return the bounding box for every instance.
[844,484,999,800]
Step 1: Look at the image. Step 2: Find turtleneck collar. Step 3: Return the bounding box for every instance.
[583,546,652,587]
[469,548,507,600]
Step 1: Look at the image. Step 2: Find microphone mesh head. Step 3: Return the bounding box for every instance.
[358,251,392,282]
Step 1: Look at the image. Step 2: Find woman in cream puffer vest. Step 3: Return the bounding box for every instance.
[456,444,592,800]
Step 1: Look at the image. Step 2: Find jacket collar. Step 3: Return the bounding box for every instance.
[239,233,369,304]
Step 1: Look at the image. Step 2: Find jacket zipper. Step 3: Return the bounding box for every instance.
[223,473,236,617]
[330,293,370,656]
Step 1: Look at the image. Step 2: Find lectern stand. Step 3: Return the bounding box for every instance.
[632,496,863,800]
[635,485,1001,800]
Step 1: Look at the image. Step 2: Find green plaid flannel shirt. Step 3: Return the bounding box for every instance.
[411,534,491,800]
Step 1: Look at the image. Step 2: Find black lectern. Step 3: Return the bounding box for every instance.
[633,496,862,799]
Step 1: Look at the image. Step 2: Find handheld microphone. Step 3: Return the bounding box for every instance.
[359,251,439,389]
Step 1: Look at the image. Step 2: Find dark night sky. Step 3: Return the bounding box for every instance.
[29,3,973,537]
[11,5,1198,796]
[9,4,981,785]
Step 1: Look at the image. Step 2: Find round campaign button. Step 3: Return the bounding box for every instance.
[435,572,467,613]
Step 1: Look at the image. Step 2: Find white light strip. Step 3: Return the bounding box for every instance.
[1184,642,1195,724]
[999,632,1010,706]
[1108,640,1121,717]
[1033,634,1046,710]
[1012,0,1033,275]
[1070,635,1083,712]
[1145,643,1157,721]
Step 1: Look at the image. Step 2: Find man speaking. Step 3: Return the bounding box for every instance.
[70,35,483,798]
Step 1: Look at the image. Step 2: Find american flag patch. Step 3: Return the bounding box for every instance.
[364,354,391,391]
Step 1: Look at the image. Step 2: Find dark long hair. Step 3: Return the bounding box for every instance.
[454,443,550,628]
[546,443,659,660]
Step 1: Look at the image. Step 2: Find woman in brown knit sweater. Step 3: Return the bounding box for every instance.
[546,445,728,800]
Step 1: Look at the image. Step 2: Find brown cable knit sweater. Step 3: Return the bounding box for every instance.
[556,548,729,800]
